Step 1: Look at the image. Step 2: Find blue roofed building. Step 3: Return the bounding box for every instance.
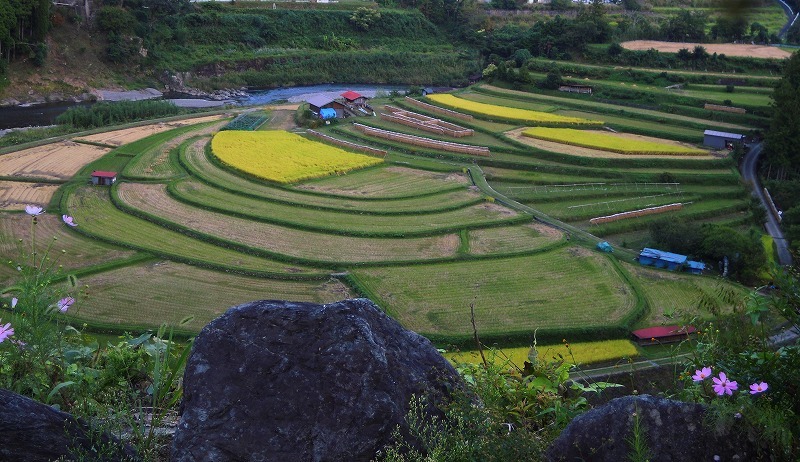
[638,248,687,271]
[639,248,706,275]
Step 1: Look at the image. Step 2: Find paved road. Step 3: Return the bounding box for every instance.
[774,0,799,38]
[740,142,793,266]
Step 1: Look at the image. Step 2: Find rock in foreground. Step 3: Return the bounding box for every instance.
[547,394,761,462]
[173,298,462,462]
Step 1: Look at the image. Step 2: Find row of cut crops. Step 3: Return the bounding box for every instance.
[306,130,387,157]
[403,96,474,120]
[211,131,384,184]
[425,94,604,127]
[522,128,709,156]
[589,203,684,225]
[353,123,491,156]
[382,105,474,137]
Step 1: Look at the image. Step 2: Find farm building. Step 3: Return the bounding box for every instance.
[306,95,347,119]
[341,90,369,108]
[632,325,697,345]
[91,171,117,186]
[638,248,705,274]
[703,130,744,149]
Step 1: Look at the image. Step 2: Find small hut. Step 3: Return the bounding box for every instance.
[703,130,744,150]
[632,325,697,345]
[638,248,687,271]
[91,171,117,186]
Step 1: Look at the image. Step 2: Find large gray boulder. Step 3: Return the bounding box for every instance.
[0,388,137,461]
[547,394,761,462]
[172,298,462,462]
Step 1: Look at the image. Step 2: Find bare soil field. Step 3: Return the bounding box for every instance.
[621,41,792,59]
[0,141,111,180]
[74,115,226,146]
[0,181,60,210]
[507,128,712,159]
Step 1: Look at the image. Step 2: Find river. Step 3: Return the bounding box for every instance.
[0,83,409,130]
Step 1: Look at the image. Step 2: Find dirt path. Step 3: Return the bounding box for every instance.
[621,40,792,59]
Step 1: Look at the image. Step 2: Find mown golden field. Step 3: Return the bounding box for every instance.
[211,130,384,183]
[522,128,709,156]
[426,94,604,126]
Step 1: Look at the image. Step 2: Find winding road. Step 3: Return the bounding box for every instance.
[740,142,793,266]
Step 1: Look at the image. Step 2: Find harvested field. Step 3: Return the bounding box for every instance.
[0,181,60,210]
[123,120,227,179]
[77,261,352,331]
[0,212,136,282]
[0,141,111,180]
[351,247,635,336]
[468,222,562,255]
[621,41,792,59]
[116,183,461,263]
[508,128,711,159]
[295,166,468,197]
[75,115,226,146]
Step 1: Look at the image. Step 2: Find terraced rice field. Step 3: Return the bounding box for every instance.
[351,247,636,336]
[522,128,708,156]
[0,181,61,210]
[211,131,384,183]
[0,142,110,180]
[115,183,461,264]
[426,94,604,126]
[74,115,226,146]
[0,212,136,284]
[623,263,747,327]
[467,223,563,255]
[444,339,640,367]
[181,138,481,213]
[77,261,352,331]
[170,179,523,236]
[65,186,322,275]
[295,165,468,197]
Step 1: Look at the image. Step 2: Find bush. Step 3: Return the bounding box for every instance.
[55,100,184,129]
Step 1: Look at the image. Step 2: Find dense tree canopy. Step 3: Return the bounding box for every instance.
[765,51,800,180]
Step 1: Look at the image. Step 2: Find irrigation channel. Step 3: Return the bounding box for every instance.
[0,84,409,130]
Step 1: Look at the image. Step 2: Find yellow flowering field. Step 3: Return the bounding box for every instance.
[426,94,603,126]
[444,339,639,367]
[523,128,709,156]
[211,131,383,183]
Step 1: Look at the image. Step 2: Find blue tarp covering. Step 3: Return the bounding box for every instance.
[639,248,687,264]
[596,241,613,253]
[320,108,336,120]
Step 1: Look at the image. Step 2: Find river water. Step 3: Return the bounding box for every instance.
[0,84,408,130]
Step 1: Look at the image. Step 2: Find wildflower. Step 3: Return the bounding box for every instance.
[25,205,44,216]
[57,297,75,313]
[749,382,768,395]
[712,372,738,396]
[10,297,17,309]
[692,366,712,382]
[61,215,77,227]
[734,412,742,419]
[0,321,14,343]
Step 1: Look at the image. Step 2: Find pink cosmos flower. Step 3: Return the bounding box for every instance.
[10,297,17,309]
[749,382,768,394]
[57,297,75,313]
[62,215,77,227]
[0,321,14,343]
[692,366,712,382]
[712,372,738,396]
[25,205,44,216]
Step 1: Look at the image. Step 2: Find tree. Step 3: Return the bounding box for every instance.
[662,10,707,42]
[350,7,381,31]
[765,51,800,180]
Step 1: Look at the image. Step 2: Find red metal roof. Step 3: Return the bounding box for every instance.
[92,171,117,178]
[632,325,696,339]
[340,91,363,101]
